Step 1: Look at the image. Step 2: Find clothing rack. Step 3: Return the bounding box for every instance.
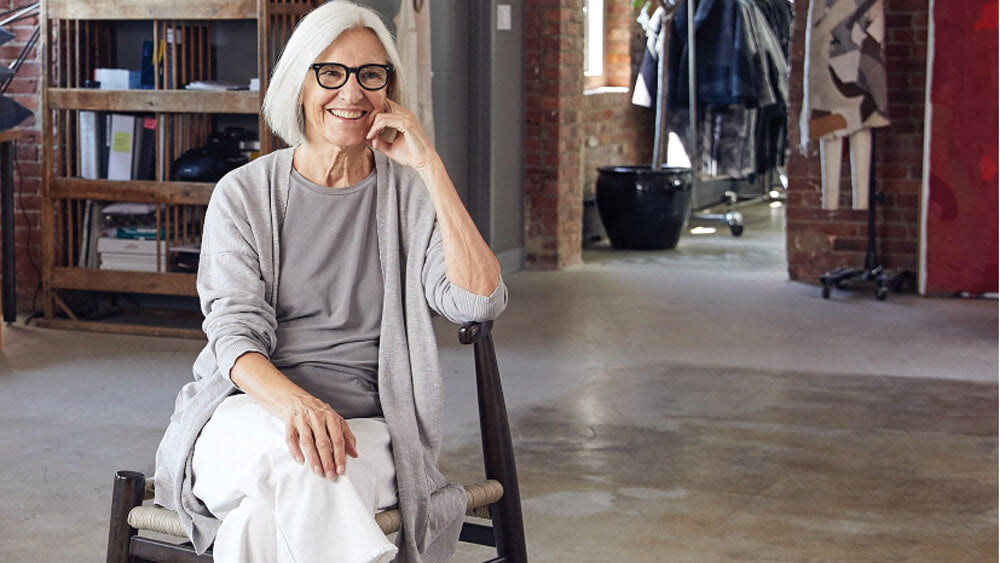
[672,0,789,237]
[681,0,749,236]
[818,130,912,299]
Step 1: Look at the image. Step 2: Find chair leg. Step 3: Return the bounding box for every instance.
[107,471,146,563]
[473,333,528,563]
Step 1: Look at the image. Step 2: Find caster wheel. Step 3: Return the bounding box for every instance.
[730,225,744,237]
[876,286,889,300]
[821,285,831,299]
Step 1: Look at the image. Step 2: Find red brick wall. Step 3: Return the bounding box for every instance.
[580,90,653,202]
[524,0,650,269]
[0,3,41,315]
[785,0,926,282]
[580,2,654,200]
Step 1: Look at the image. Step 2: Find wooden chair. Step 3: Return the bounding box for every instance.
[107,321,527,563]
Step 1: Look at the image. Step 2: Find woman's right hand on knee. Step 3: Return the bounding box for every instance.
[281,393,359,480]
[228,353,359,480]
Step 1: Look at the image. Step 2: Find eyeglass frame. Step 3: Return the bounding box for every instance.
[309,62,394,91]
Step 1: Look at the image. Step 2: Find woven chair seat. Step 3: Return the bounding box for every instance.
[128,479,503,539]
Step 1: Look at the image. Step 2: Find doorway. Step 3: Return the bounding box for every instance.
[363,0,525,272]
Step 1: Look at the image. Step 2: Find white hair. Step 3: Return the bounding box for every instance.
[262,0,408,146]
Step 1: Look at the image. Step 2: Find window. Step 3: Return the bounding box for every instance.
[583,0,604,78]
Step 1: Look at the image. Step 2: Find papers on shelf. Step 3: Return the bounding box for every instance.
[94,68,132,90]
[184,80,249,91]
[102,202,159,216]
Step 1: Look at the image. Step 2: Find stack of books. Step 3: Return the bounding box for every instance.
[97,236,167,272]
[78,203,188,273]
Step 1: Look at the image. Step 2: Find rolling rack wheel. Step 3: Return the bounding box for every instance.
[875,285,889,300]
[726,211,744,237]
[688,206,745,237]
[819,266,858,299]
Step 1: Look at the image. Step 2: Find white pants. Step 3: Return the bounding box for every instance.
[820,128,872,210]
[192,394,399,563]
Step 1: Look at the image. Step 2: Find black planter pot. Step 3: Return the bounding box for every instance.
[595,165,694,250]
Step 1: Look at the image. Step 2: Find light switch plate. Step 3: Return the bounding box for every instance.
[497,4,512,31]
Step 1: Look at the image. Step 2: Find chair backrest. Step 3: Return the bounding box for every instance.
[460,321,527,562]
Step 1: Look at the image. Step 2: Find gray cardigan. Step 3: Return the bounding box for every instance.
[153,147,508,561]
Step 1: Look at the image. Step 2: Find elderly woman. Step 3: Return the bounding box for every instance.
[152,2,507,562]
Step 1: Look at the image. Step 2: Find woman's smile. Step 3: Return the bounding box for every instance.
[328,108,367,120]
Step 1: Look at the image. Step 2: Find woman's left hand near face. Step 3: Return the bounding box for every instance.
[365,99,436,171]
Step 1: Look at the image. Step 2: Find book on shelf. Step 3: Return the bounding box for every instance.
[132,115,157,181]
[77,200,104,268]
[77,110,103,180]
[155,31,179,89]
[140,40,156,90]
[77,200,92,267]
[99,251,167,273]
[97,236,167,255]
[116,226,165,240]
[100,113,111,178]
[107,113,136,181]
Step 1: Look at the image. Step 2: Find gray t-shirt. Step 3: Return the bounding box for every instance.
[270,168,383,418]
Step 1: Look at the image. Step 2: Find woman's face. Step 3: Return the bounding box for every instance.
[301,28,389,150]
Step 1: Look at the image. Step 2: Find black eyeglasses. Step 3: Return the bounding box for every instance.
[309,63,393,91]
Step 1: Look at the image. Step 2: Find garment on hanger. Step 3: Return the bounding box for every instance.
[756,101,788,174]
[801,0,890,210]
[664,0,789,180]
[753,0,793,58]
[669,105,759,179]
[394,0,435,144]
[666,0,788,110]
[632,4,670,108]
[820,128,871,210]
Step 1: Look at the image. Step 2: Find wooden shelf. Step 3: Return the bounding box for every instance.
[51,178,214,206]
[45,0,256,20]
[36,318,204,339]
[40,0,316,337]
[48,89,260,114]
[51,267,197,297]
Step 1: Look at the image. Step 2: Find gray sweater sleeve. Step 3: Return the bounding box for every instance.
[421,223,508,324]
[197,172,278,380]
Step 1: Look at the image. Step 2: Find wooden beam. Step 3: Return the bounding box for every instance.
[50,178,213,205]
[48,89,260,114]
[45,0,255,20]
[35,318,204,340]
[51,267,197,296]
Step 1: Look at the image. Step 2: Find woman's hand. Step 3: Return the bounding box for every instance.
[280,393,359,480]
[230,353,359,480]
[365,99,436,171]
[364,100,501,296]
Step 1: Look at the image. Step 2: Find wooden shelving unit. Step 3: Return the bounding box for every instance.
[38,0,316,338]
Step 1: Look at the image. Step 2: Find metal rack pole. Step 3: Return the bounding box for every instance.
[686,0,697,171]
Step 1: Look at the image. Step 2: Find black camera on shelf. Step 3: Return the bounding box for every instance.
[171,128,254,182]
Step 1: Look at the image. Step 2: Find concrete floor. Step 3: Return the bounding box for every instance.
[1,202,996,562]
